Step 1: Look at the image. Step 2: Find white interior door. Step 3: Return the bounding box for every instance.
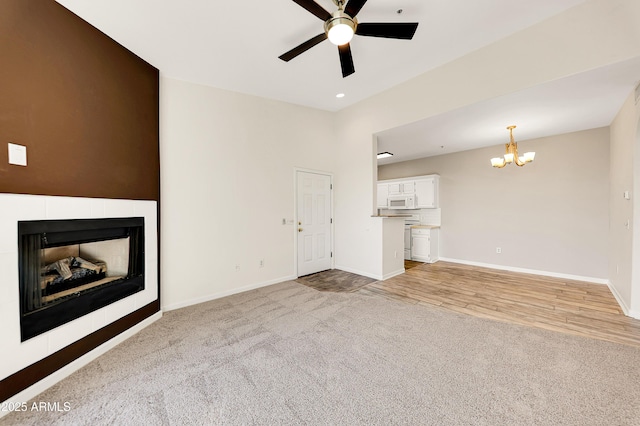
[297,171,332,276]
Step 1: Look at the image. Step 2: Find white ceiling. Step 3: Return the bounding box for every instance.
[376,56,640,164]
[55,0,586,111]
[54,0,640,164]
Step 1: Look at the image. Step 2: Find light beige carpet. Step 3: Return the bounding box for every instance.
[3,281,640,425]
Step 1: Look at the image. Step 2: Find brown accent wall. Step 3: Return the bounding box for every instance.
[0,0,160,402]
[0,0,159,200]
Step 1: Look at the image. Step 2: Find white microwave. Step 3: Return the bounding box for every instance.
[388,195,416,209]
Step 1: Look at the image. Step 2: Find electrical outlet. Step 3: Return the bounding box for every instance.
[259,260,264,268]
[235,264,240,272]
[496,247,502,254]
[394,250,398,258]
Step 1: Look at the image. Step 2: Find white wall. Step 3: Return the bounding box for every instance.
[634,107,640,316]
[379,128,610,281]
[609,91,640,315]
[381,218,405,280]
[159,77,337,310]
[159,0,640,308]
[333,0,640,281]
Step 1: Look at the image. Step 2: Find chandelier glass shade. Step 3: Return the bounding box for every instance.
[490,126,535,168]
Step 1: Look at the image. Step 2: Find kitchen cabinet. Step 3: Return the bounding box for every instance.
[388,181,415,196]
[378,175,439,209]
[411,227,439,263]
[415,176,439,208]
[377,183,389,208]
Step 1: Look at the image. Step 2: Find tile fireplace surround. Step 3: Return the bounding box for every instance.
[0,194,159,405]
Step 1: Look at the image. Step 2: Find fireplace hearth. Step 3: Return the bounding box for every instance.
[18,217,145,341]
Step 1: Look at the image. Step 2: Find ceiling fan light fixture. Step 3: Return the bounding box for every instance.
[327,23,354,45]
[279,0,419,77]
[325,11,356,46]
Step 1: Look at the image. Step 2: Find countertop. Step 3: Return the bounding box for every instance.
[410,225,440,229]
[371,215,413,218]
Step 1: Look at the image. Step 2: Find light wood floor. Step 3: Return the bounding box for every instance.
[302,261,640,347]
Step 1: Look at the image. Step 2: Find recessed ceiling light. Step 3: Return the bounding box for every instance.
[336,93,345,98]
[377,152,393,159]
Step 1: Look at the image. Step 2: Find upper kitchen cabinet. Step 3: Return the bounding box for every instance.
[388,181,415,196]
[378,174,439,209]
[377,183,389,208]
[415,176,439,208]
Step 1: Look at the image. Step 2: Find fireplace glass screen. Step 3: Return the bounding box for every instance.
[18,217,144,341]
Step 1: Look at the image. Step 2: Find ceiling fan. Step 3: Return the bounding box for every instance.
[279,0,419,78]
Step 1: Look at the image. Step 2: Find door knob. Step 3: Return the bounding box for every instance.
[298,221,302,225]
[298,228,303,232]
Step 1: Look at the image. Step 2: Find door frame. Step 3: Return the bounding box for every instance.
[294,168,335,278]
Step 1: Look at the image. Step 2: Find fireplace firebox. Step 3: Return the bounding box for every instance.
[18,217,145,341]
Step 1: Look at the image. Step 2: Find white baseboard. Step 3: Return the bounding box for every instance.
[439,257,609,285]
[607,282,640,319]
[161,275,296,312]
[382,269,405,281]
[606,281,631,317]
[0,311,162,417]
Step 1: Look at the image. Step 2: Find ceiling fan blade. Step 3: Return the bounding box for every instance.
[355,22,419,39]
[293,0,332,21]
[338,43,355,78]
[279,33,328,62]
[344,0,368,18]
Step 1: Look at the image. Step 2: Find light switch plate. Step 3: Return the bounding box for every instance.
[8,143,27,166]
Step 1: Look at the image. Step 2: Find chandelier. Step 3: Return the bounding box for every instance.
[490,125,535,168]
